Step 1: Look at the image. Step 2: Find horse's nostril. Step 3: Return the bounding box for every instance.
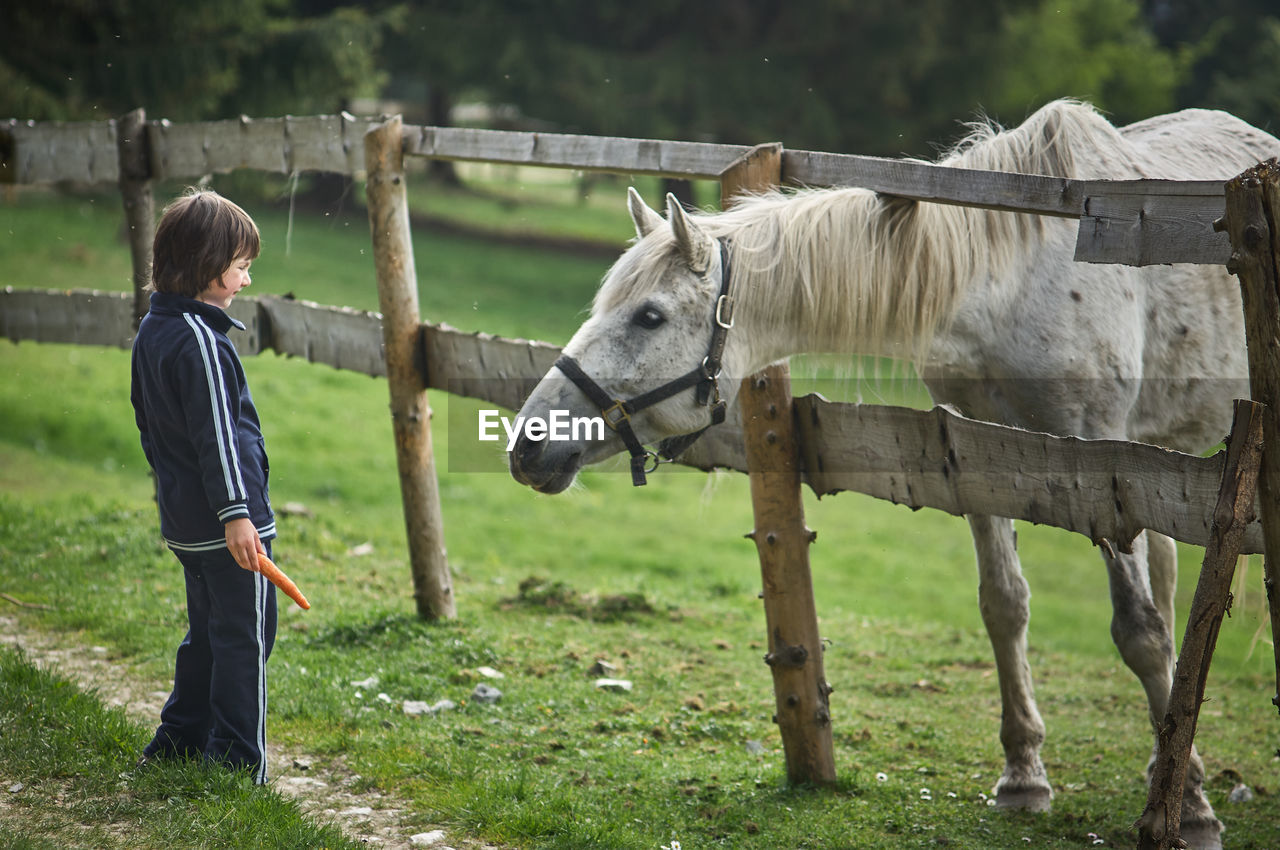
[513,434,542,465]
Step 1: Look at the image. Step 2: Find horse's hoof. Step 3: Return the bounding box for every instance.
[1178,817,1223,850]
[993,780,1053,812]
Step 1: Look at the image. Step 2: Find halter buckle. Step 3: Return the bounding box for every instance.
[715,294,735,330]
[601,400,631,431]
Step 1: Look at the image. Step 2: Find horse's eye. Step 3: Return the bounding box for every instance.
[634,307,665,329]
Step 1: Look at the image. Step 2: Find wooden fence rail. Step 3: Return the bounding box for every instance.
[2,114,1231,266]
[2,286,1261,559]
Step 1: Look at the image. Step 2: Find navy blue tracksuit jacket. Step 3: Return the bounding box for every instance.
[131,292,277,782]
[131,292,275,551]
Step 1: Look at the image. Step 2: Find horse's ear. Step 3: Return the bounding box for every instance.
[627,187,664,239]
[666,193,713,273]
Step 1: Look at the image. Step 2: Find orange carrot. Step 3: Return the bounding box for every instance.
[256,552,311,610]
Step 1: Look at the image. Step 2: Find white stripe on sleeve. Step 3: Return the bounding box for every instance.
[184,313,246,501]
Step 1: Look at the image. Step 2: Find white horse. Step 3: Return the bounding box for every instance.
[509,99,1280,848]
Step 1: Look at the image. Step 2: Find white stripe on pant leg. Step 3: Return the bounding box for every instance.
[255,571,267,784]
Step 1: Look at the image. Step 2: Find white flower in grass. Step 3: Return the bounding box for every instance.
[875,772,888,782]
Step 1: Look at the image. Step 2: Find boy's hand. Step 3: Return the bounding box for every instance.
[225,517,264,571]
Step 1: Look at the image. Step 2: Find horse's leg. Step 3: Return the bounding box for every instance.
[1107,531,1222,850]
[968,514,1053,811]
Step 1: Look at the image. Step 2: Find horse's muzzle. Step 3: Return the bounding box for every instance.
[508,433,582,494]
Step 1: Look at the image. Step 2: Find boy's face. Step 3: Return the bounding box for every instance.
[197,255,253,310]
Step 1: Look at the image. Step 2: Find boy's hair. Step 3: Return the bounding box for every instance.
[150,189,260,297]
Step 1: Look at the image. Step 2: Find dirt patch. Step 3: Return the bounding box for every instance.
[0,613,498,850]
[504,576,656,621]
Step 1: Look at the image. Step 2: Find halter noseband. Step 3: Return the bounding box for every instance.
[553,239,734,486]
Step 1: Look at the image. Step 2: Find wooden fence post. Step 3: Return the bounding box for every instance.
[116,108,153,331]
[1135,399,1264,850]
[724,144,837,786]
[1221,160,1280,714]
[364,116,456,620]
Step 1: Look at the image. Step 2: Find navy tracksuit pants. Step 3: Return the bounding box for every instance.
[144,542,277,784]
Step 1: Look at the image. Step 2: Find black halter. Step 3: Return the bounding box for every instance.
[553,239,734,486]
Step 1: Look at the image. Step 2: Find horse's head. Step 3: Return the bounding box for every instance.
[509,188,739,493]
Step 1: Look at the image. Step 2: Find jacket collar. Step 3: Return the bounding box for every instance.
[149,291,246,333]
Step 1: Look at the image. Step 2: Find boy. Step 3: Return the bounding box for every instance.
[130,188,276,784]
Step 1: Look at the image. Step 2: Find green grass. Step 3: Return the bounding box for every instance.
[1,184,1278,848]
[403,165,722,246]
[0,184,607,341]
[0,646,361,850]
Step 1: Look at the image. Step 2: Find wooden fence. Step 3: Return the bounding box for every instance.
[2,112,1232,266]
[3,111,1278,849]
[2,285,1263,560]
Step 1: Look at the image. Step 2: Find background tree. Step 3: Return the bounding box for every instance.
[378,0,509,185]
[0,0,387,122]
[378,0,1186,159]
[444,0,1037,156]
[3,0,1277,166]
[1143,0,1280,133]
[987,0,1182,127]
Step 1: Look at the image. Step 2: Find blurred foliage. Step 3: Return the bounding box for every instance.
[2,0,1277,155]
[1144,0,1280,133]
[993,0,1183,125]
[0,0,389,121]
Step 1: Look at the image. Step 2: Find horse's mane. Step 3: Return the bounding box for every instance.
[599,99,1140,360]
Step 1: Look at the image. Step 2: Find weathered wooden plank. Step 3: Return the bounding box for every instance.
[1074,181,1228,266]
[667,415,749,474]
[286,113,371,174]
[782,149,1082,215]
[0,114,1251,266]
[2,287,1260,553]
[5,117,750,183]
[253,296,384,376]
[794,396,1264,554]
[785,151,1235,265]
[420,322,558,412]
[1,119,119,185]
[0,287,134,347]
[403,124,751,179]
[222,298,264,355]
[152,117,264,178]
[150,114,376,179]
